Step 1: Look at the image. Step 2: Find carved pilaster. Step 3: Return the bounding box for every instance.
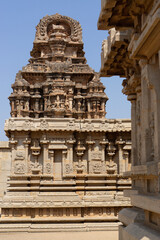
[86,136,95,174]
[100,137,108,162]
[106,142,117,174]
[30,140,41,174]
[116,137,125,174]
[65,137,76,175]
[75,139,86,174]
[62,149,68,176]
[9,134,18,175]
[23,137,31,174]
[123,141,131,172]
[40,135,50,175]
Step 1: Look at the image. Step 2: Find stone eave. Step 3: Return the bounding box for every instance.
[100,29,131,77]
[97,0,134,30]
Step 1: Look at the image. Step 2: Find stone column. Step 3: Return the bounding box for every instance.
[128,94,137,166]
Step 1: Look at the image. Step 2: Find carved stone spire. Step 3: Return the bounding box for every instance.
[9,14,108,119]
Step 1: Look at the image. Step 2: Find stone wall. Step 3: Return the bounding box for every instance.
[0,142,11,200]
[98,0,160,239]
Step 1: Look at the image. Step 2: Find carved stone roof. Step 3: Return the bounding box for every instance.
[9,14,108,119]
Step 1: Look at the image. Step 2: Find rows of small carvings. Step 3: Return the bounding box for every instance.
[1,199,131,208]
[5,118,131,132]
[22,63,93,74]
[10,137,131,176]
[1,206,123,219]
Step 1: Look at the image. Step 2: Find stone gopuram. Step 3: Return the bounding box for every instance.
[0,14,131,238]
[98,0,160,239]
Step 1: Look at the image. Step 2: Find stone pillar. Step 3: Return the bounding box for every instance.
[128,94,137,166]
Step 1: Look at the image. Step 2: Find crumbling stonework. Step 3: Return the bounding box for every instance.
[98,0,160,239]
[0,14,131,238]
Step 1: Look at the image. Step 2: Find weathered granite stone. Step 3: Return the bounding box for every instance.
[0,14,131,238]
[98,0,160,239]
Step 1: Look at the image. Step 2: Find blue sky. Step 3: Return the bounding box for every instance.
[0,0,130,141]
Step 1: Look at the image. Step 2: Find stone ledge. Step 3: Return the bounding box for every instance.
[100,28,131,77]
[0,142,9,149]
[131,161,160,176]
[0,222,120,232]
[118,208,144,226]
[131,194,160,214]
[119,222,160,240]
[4,117,131,133]
[123,189,138,198]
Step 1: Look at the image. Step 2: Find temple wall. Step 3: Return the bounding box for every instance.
[0,13,131,239]
[0,142,11,199]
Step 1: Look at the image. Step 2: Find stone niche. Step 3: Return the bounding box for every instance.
[0,14,131,236]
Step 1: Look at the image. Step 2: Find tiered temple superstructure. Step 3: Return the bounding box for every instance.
[98,0,160,239]
[0,14,131,236]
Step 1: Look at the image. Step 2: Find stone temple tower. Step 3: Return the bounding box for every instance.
[0,14,131,236]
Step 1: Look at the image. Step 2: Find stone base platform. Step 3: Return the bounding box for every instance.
[0,223,119,240]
